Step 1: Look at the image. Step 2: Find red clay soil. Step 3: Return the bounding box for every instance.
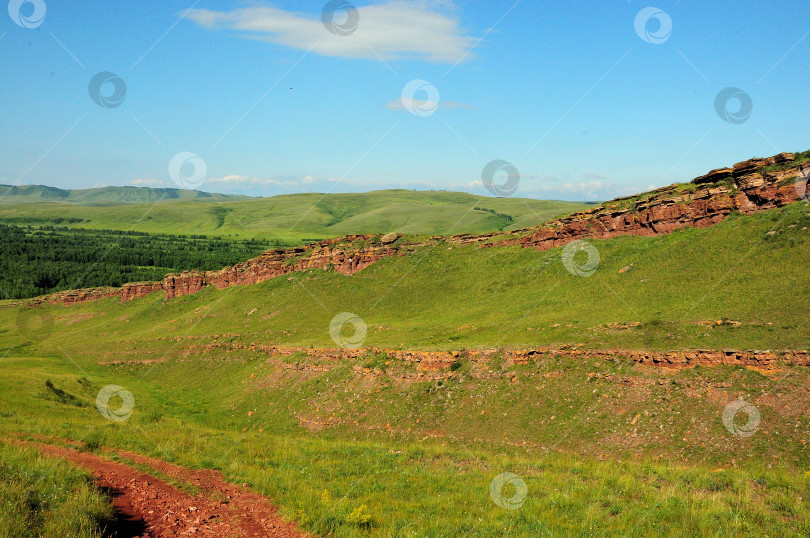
[25,441,307,537]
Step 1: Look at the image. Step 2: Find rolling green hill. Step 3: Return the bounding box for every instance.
[0,188,595,242]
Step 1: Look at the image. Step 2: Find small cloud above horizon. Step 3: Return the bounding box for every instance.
[182,1,475,63]
[130,178,170,188]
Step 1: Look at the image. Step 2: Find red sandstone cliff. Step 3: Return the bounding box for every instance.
[120,282,164,302]
[507,152,808,250]
[161,234,413,299]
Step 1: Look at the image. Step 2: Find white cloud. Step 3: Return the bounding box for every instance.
[182,1,475,63]
[205,174,320,186]
[130,178,171,187]
[207,174,267,185]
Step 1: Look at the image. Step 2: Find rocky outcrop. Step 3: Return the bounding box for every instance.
[402,347,809,372]
[380,232,399,245]
[162,234,414,300]
[504,347,810,371]
[35,234,416,305]
[37,287,120,306]
[507,152,808,251]
[163,272,209,300]
[120,282,164,303]
[167,341,810,372]
[450,232,503,245]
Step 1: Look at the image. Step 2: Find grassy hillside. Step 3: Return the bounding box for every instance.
[0,189,595,242]
[0,203,808,535]
[2,200,808,536]
[0,351,806,536]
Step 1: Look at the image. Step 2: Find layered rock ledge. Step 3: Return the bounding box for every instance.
[506,152,808,250]
[106,341,810,372]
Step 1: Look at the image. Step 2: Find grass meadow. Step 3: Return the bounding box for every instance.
[1,203,808,536]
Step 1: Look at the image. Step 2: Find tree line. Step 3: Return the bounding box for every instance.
[0,225,279,299]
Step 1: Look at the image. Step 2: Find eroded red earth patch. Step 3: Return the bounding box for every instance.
[20,440,307,537]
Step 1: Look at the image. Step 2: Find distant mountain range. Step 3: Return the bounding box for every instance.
[0,184,249,205]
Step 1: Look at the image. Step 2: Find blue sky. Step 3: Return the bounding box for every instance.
[1,0,808,200]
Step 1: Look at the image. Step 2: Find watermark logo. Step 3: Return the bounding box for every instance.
[8,0,46,29]
[16,308,54,341]
[96,385,135,422]
[715,87,753,124]
[722,398,760,438]
[329,312,367,349]
[401,79,440,117]
[481,160,520,198]
[169,152,207,189]
[634,7,672,44]
[562,240,600,277]
[88,71,127,109]
[321,0,359,36]
[489,472,527,510]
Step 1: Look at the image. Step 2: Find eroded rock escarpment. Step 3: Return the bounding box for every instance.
[41,151,809,305]
[115,340,810,372]
[120,282,164,302]
[34,234,413,305]
[331,345,810,372]
[40,287,120,305]
[507,152,809,250]
[162,234,412,299]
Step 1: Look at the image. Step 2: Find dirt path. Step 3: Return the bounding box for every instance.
[22,440,308,537]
